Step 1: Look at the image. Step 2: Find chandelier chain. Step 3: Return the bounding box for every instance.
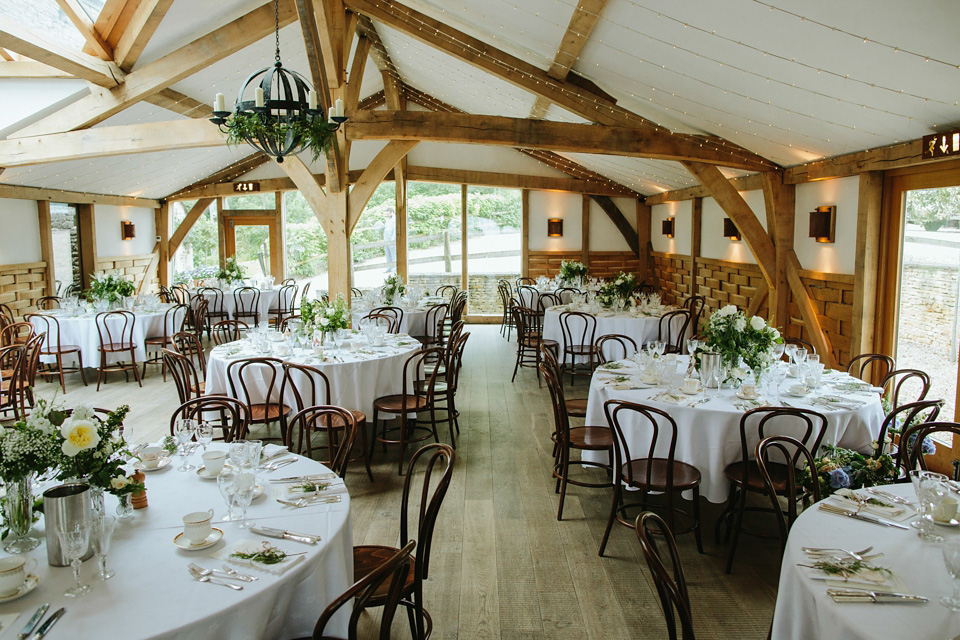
[274,0,281,63]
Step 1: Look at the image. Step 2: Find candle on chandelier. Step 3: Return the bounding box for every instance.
[328,106,336,120]
[214,93,225,112]
[255,87,265,108]
[335,98,344,117]
[308,90,318,111]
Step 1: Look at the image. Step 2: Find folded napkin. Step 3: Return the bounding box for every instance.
[811,395,865,410]
[261,444,288,461]
[801,564,904,592]
[830,489,909,520]
[282,481,348,498]
[213,540,306,575]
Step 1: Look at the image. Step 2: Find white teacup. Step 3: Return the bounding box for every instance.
[0,556,36,597]
[740,383,757,398]
[682,378,699,394]
[140,446,163,469]
[183,509,214,545]
[935,496,959,523]
[788,384,808,396]
[202,451,227,475]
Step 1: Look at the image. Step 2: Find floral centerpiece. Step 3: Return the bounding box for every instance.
[595,272,637,308]
[558,260,588,286]
[701,305,781,377]
[87,272,135,305]
[301,293,349,337]
[217,256,245,285]
[382,274,405,305]
[800,443,895,498]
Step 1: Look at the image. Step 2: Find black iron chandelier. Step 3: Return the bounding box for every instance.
[210,0,347,163]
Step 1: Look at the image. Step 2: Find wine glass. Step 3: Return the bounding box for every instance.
[91,515,116,580]
[57,521,92,597]
[783,343,797,364]
[941,541,960,611]
[334,329,346,355]
[793,347,807,366]
[217,468,239,521]
[770,364,787,405]
[910,470,948,542]
[244,440,263,470]
[685,338,699,356]
[196,422,214,455]
[233,471,257,529]
[772,342,785,361]
[228,441,248,470]
[654,341,666,358]
[174,418,197,471]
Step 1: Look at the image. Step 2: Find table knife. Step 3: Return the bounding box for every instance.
[17,604,49,640]
[847,512,909,529]
[268,473,338,483]
[27,608,65,640]
[251,525,319,544]
[828,589,929,603]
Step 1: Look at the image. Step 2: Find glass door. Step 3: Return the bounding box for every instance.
[223,217,279,280]
[465,186,521,316]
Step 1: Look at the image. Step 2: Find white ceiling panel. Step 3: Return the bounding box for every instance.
[95,101,187,128]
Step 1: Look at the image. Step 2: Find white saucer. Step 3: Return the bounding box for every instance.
[934,518,960,527]
[736,391,760,401]
[0,574,39,603]
[680,387,702,395]
[785,389,809,398]
[252,483,265,500]
[174,527,224,551]
[135,456,171,472]
[196,466,226,480]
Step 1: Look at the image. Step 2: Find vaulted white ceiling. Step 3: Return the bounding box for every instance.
[1,0,957,199]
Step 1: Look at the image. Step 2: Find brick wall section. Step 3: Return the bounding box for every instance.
[96,255,159,295]
[787,272,855,366]
[0,262,49,320]
[651,252,693,307]
[528,251,642,281]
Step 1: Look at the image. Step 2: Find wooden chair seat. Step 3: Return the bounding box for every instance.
[249,403,291,422]
[520,337,557,350]
[565,398,587,417]
[373,394,430,413]
[193,381,205,395]
[40,344,82,355]
[724,460,789,492]
[353,545,416,602]
[622,458,702,491]
[568,425,614,450]
[100,341,136,352]
[144,335,174,346]
[567,344,599,355]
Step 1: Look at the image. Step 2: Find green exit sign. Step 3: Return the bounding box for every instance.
[233,182,261,192]
[922,131,960,159]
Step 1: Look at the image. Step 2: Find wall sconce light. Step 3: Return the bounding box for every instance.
[661,218,675,238]
[547,218,563,237]
[723,217,741,241]
[809,205,836,243]
[120,221,136,240]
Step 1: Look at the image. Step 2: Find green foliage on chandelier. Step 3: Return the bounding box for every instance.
[224,111,338,163]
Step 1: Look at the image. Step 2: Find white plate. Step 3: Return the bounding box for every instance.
[0,574,39,603]
[135,456,171,472]
[174,527,224,551]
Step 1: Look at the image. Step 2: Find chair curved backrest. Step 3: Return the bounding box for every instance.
[784,336,815,355]
[435,284,458,299]
[450,291,467,325]
[172,330,206,376]
[25,313,64,355]
[311,540,416,640]
[197,287,225,317]
[371,306,403,332]
[285,405,357,476]
[846,353,895,384]
[279,315,301,332]
[274,283,298,316]
[883,399,943,474]
[350,287,361,298]
[658,309,691,354]
[559,311,597,352]
[604,400,679,490]
[297,282,312,312]
[596,333,638,363]
[95,310,135,349]
[515,277,536,289]
[158,303,188,343]
[635,512,696,640]
[37,295,60,310]
[756,435,821,549]
[400,444,455,583]
[736,407,828,488]
[537,292,561,316]
[162,348,202,404]
[233,287,261,324]
[190,298,209,339]
[517,285,538,309]
[422,303,449,342]
[0,345,26,418]
[170,284,191,306]
[682,295,705,335]
[0,321,34,347]
[360,312,397,334]
[554,287,581,305]
[880,368,931,410]
[635,282,656,296]
[212,320,248,345]
[169,396,249,442]
[226,357,284,417]
[280,361,332,412]
[901,421,960,473]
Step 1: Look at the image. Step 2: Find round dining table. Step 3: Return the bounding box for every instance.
[0,449,352,639]
[771,483,960,640]
[193,286,283,325]
[30,304,180,369]
[204,333,421,418]
[542,304,682,361]
[582,358,885,503]
[351,299,446,337]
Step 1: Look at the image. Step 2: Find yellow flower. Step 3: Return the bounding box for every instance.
[110,475,130,490]
[60,419,101,457]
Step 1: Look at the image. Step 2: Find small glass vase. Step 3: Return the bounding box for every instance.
[116,494,134,520]
[2,472,40,553]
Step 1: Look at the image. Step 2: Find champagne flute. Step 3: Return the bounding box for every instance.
[217,468,239,521]
[174,418,197,471]
[233,472,257,529]
[771,364,787,405]
[941,541,960,611]
[91,515,116,580]
[57,521,92,597]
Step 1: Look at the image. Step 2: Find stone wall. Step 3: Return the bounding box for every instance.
[899,264,958,347]
[405,272,517,316]
[0,262,48,319]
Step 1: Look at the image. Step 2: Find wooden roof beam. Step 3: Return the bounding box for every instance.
[11,0,296,139]
[113,0,175,71]
[53,0,113,60]
[0,15,122,87]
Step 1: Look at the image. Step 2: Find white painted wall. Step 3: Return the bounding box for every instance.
[794,175,859,274]
[528,191,581,251]
[651,200,692,255]
[701,191,767,264]
[0,198,41,265]
[588,197,635,252]
[95,205,156,257]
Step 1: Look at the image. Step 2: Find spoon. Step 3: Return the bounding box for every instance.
[188,566,243,590]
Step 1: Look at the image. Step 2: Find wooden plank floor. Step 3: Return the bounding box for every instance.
[37,324,782,638]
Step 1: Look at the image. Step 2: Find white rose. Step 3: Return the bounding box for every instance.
[60,419,100,456]
[320,317,330,327]
[71,405,95,422]
[750,316,765,331]
[110,475,130,490]
[734,316,746,331]
[771,328,780,340]
[718,305,737,316]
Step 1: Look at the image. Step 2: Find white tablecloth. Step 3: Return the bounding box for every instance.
[0,449,352,640]
[543,306,678,360]
[204,336,421,418]
[30,307,179,369]
[351,307,429,337]
[771,483,959,640]
[583,359,884,503]
[195,288,283,325]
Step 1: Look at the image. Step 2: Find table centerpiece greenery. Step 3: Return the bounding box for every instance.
[217,256,245,285]
[87,273,135,305]
[800,443,896,498]
[382,274,405,305]
[701,305,781,381]
[301,293,349,338]
[558,260,588,286]
[595,272,637,309]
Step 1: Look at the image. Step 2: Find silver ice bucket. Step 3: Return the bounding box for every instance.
[43,483,94,566]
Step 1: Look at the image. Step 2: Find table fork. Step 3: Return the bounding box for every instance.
[277,495,342,508]
[188,566,243,590]
[187,563,255,582]
[259,458,296,472]
[801,545,873,561]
